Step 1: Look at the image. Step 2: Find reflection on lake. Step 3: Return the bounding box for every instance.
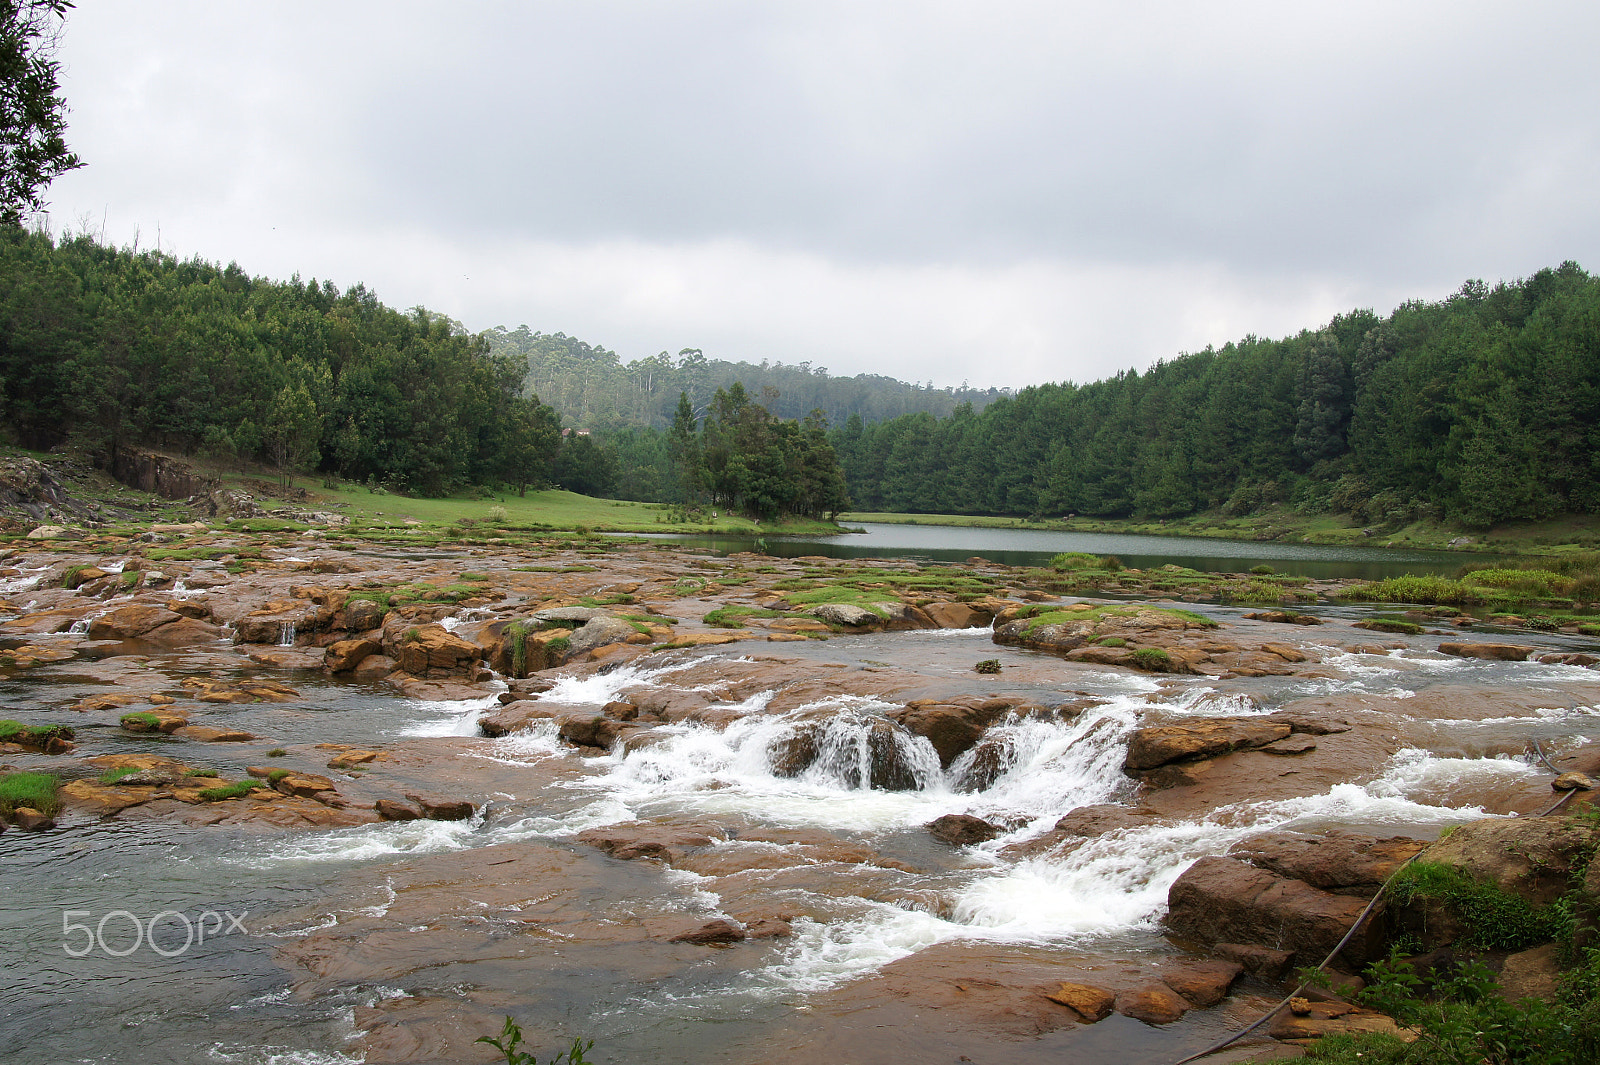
[633,521,1495,580]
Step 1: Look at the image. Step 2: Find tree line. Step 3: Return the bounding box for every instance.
[0,228,574,496]
[831,262,1600,528]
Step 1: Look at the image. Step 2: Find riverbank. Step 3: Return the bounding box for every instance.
[843,507,1600,556]
[0,446,844,538]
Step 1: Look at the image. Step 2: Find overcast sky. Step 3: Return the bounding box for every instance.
[39,1,1600,389]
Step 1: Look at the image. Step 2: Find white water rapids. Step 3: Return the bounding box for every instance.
[241,648,1552,1002]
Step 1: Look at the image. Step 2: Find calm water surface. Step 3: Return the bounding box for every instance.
[635,521,1495,580]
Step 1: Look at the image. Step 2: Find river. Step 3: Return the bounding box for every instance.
[0,532,1592,1065]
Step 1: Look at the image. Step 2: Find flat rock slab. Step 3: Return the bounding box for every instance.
[1166,855,1385,963]
[1125,718,1291,771]
[1438,642,1535,661]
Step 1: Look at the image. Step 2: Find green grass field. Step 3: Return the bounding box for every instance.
[263,476,840,536]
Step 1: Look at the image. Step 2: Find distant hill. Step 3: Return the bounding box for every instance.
[481,326,1008,431]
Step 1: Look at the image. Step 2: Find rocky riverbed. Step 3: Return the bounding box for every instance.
[2,526,1599,1064]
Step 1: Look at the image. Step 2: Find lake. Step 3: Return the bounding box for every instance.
[631,521,1492,580]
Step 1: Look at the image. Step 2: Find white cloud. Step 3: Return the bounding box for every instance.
[36,0,1600,390]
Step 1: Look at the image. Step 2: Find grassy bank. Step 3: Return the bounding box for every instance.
[842,506,1600,555]
[0,447,843,538]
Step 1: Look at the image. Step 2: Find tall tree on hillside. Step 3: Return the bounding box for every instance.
[667,391,701,501]
[1,1,82,225]
[501,394,561,496]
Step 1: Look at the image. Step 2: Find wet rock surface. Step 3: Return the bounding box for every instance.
[2,527,1598,1062]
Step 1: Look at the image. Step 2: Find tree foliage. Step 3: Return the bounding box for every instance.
[0,230,564,495]
[663,386,849,520]
[0,1,81,225]
[832,263,1600,528]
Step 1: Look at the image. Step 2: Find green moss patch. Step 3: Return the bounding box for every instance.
[1389,861,1569,951]
[0,719,74,747]
[703,606,787,628]
[198,780,265,802]
[782,585,898,618]
[0,771,61,818]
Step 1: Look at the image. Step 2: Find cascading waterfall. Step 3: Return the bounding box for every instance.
[277,621,296,646]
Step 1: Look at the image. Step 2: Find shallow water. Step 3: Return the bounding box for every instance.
[2,614,1597,1063]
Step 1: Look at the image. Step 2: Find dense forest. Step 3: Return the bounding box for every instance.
[0,228,850,520]
[0,228,568,496]
[3,223,1594,531]
[483,326,1006,432]
[666,385,849,520]
[832,263,1600,528]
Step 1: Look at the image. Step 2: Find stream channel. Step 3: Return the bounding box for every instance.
[0,529,1594,1065]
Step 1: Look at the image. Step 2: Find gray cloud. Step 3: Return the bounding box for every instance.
[40,1,1600,387]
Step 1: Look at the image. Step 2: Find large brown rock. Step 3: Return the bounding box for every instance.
[1042,982,1116,1022]
[927,813,1002,845]
[923,601,996,629]
[478,700,554,737]
[232,600,312,644]
[889,699,1011,766]
[1160,960,1242,1008]
[576,822,719,863]
[1166,855,1385,963]
[667,918,745,944]
[392,625,482,677]
[1115,982,1188,1024]
[404,792,476,820]
[1269,1003,1413,1042]
[88,604,181,640]
[1124,718,1291,771]
[1416,815,1598,906]
[343,598,387,632]
[325,636,382,673]
[1229,831,1426,896]
[1438,642,1535,661]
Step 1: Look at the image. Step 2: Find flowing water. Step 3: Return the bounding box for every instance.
[3,609,1598,1064]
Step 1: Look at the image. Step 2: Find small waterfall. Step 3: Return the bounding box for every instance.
[67,619,90,635]
[277,621,296,647]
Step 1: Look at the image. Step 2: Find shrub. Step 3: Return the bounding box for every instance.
[197,780,264,802]
[0,771,60,818]
[266,769,290,783]
[1389,861,1569,951]
[1249,564,1275,575]
[1128,648,1172,671]
[266,747,287,758]
[476,1017,593,1065]
[1340,575,1485,606]
[1099,555,1124,572]
[507,620,535,676]
[1050,552,1100,571]
[1308,948,1600,1065]
[973,659,1001,674]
